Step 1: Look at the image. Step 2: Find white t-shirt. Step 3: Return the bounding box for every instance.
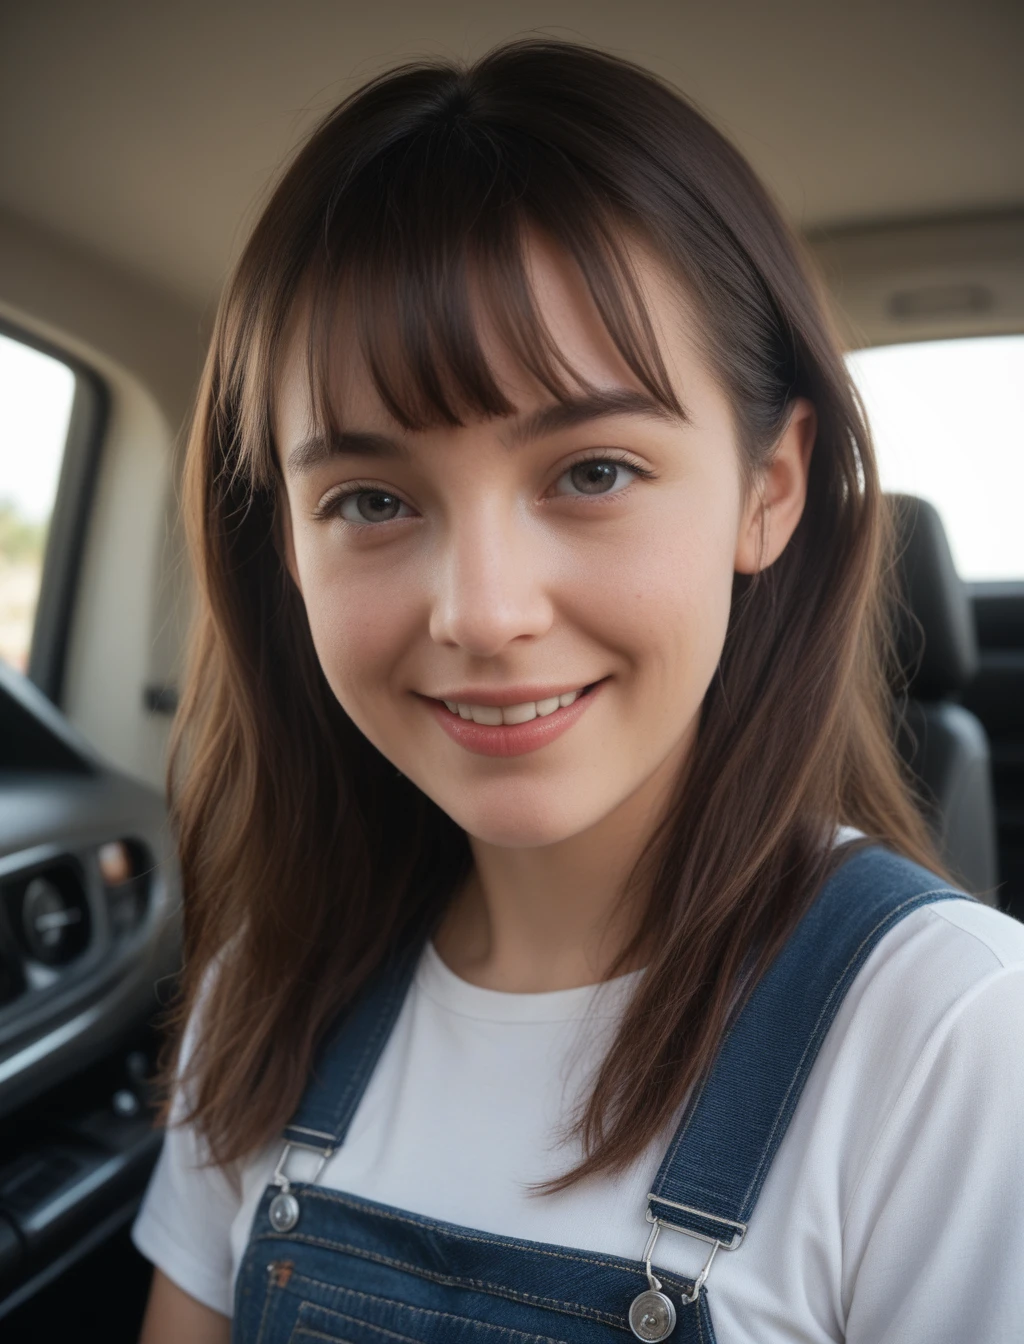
[133,853,1024,1342]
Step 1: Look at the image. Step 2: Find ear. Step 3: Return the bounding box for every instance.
[734,397,817,575]
[276,487,303,595]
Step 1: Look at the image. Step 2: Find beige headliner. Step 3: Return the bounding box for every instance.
[1,0,1022,311]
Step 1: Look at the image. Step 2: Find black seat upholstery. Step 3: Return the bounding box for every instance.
[890,494,1000,901]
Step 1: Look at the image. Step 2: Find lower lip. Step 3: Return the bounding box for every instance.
[423,680,607,758]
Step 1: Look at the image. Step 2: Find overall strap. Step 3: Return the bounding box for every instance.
[282,940,423,1155]
[647,844,970,1250]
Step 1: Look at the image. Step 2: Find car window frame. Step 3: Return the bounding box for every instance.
[0,316,108,704]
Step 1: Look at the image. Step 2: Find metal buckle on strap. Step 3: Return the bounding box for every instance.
[286,1124,338,1149]
[642,1194,746,1309]
[272,1137,335,1193]
[267,1138,334,1236]
[642,1220,718,1308]
[645,1192,747,1251]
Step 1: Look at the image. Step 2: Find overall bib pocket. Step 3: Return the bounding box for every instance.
[286,1292,573,1344]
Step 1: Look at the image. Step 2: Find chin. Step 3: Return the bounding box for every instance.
[445,790,604,851]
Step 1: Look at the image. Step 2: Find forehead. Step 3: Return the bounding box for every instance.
[273,228,698,447]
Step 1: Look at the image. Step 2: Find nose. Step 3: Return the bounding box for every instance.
[427,506,555,656]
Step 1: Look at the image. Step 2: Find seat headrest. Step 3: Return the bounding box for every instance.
[890,494,977,699]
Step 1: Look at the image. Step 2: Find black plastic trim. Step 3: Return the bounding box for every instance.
[969,581,1024,649]
[0,1194,143,1322]
[0,662,181,1119]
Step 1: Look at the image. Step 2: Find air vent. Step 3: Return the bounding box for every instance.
[7,862,90,967]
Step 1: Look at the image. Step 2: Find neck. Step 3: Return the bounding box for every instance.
[433,744,687,992]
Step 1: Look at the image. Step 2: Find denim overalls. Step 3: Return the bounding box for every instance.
[232,845,968,1343]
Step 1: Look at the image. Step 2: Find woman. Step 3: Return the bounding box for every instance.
[134,37,1024,1344]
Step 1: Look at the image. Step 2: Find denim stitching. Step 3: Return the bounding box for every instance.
[290,1330,362,1344]
[651,987,750,1196]
[291,1315,535,1344]
[322,962,415,1143]
[255,1265,279,1344]
[653,881,962,1219]
[737,888,960,1212]
[252,1230,694,1327]
[290,952,417,1147]
[654,872,874,1196]
[283,1187,674,1278]
[293,1285,570,1342]
[653,1069,714,1194]
[668,889,961,1213]
[290,1006,376,1148]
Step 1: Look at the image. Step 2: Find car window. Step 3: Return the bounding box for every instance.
[0,330,77,674]
[846,335,1024,582]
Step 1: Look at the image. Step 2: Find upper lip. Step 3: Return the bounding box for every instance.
[424,679,601,707]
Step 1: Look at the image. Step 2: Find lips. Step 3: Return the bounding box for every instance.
[440,687,585,726]
[429,680,601,708]
[424,678,606,758]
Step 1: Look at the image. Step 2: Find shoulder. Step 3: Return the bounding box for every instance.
[791,887,1024,1186]
[828,890,1024,1071]
[832,902,1024,1335]
[131,943,251,1316]
[910,892,1024,969]
[824,836,1024,1030]
[800,892,1024,1221]
[850,893,1024,1016]
[871,894,1024,1069]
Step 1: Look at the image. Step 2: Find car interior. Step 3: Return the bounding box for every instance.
[0,4,1021,1339]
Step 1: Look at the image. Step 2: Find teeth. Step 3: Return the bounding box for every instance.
[502,701,537,725]
[469,705,503,726]
[442,687,584,725]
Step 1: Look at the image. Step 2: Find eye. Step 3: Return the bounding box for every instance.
[315,486,414,526]
[551,452,654,498]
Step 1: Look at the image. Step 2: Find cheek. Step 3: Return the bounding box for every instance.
[293,537,421,706]
[580,486,739,695]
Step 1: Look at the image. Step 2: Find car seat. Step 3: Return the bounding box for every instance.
[890,493,1000,902]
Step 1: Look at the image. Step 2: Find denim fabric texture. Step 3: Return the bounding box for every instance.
[231,845,969,1343]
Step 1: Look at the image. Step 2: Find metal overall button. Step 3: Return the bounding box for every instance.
[629,1287,677,1341]
[268,1190,301,1232]
[629,1220,677,1340]
[267,1138,333,1235]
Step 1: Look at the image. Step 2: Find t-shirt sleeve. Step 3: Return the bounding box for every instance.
[131,973,241,1318]
[842,964,1024,1343]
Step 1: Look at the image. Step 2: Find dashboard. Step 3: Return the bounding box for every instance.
[0,660,180,1316]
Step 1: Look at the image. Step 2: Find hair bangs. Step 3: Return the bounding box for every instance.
[292,116,685,454]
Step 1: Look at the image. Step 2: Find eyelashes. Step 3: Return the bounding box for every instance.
[556,452,658,498]
[312,485,410,526]
[311,450,658,528]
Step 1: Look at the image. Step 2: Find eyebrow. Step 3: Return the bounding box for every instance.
[284,387,687,476]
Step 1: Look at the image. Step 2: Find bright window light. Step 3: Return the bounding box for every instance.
[846,335,1024,582]
[0,332,76,672]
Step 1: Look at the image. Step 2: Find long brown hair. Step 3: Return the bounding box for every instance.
[162,36,948,1184]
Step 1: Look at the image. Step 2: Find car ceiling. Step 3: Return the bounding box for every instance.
[1,0,1021,314]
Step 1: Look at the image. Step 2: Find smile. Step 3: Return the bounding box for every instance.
[424,680,607,758]
[441,688,584,725]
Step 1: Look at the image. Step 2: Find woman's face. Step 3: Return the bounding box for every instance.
[275,232,811,850]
